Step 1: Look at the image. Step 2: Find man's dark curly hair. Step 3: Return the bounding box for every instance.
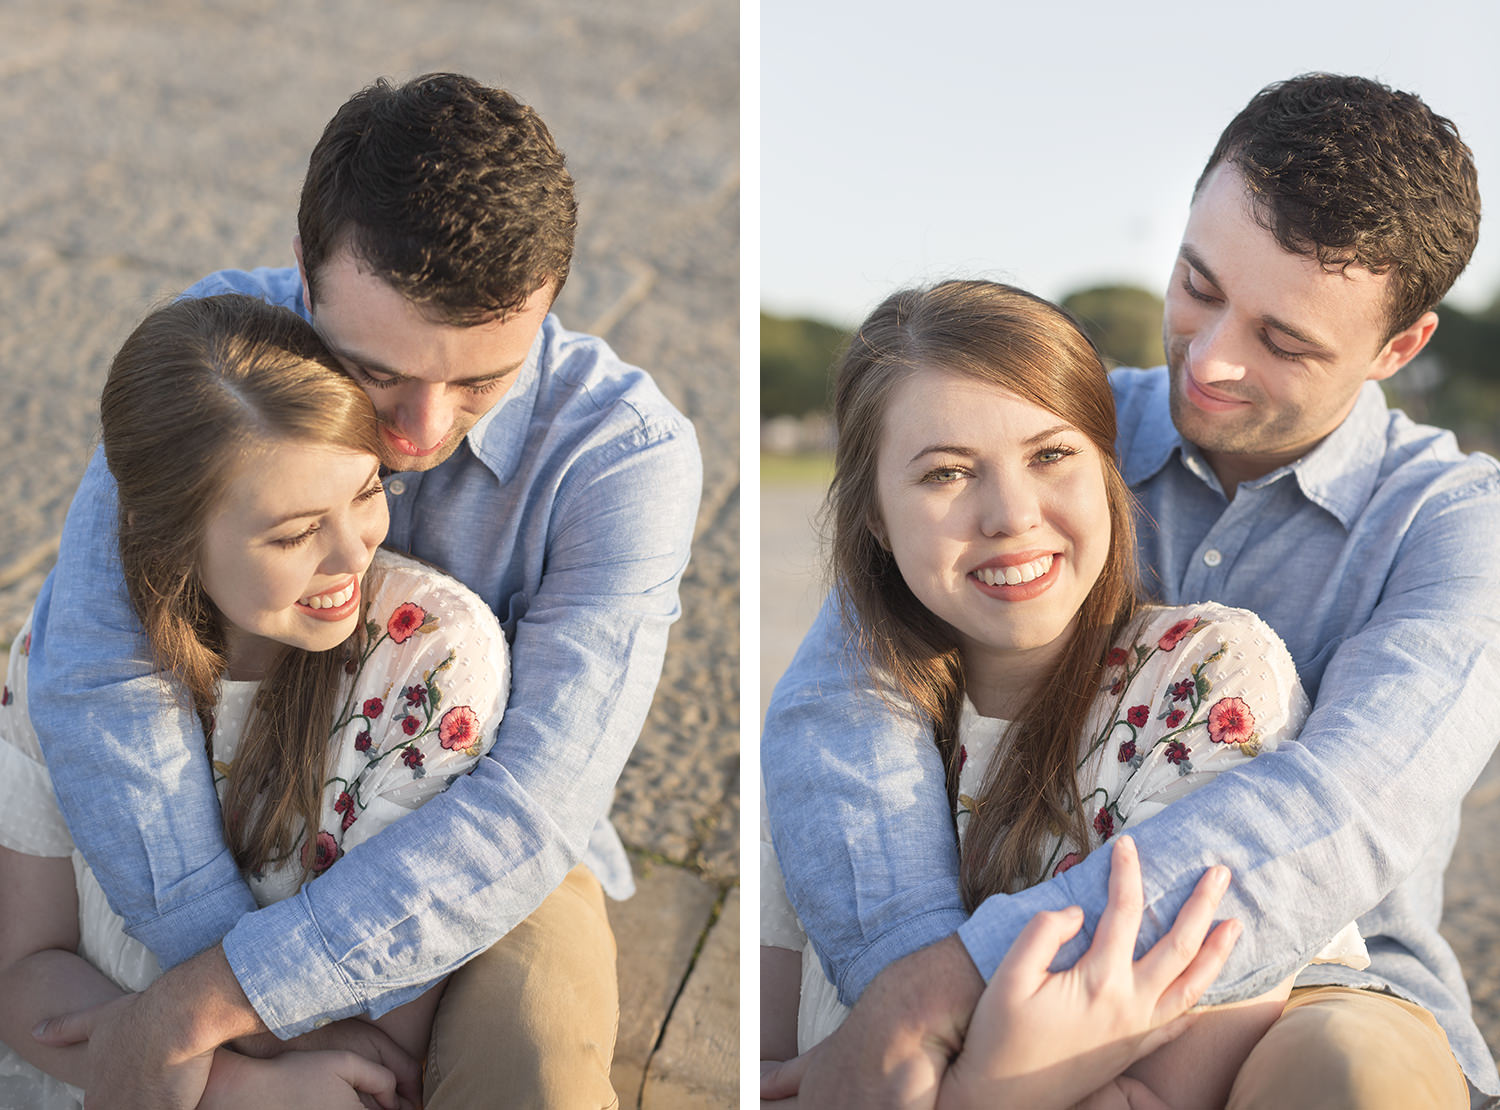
[1198,73,1480,341]
[298,72,577,324]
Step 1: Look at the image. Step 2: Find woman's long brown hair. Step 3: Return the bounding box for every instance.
[826,280,1138,908]
[100,293,384,876]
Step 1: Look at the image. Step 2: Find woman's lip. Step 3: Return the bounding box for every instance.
[969,554,1060,601]
[971,551,1058,571]
[296,575,360,622]
[381,425,443,457]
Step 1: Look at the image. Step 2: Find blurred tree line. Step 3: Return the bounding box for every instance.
[762,284,1500,452]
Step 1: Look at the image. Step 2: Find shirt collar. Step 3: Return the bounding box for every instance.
[1274,380,1389,529]
[463,315,551,484]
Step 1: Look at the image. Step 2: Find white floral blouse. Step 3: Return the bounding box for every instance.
[0,549,509,1108]
[762,602,1367,1053]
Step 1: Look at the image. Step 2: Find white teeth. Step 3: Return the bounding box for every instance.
[975,555,1053,587]
[299,581,355,610]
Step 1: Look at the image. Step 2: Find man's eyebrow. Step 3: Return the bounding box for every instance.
[331,345,526,386]
[1181,245,1333,355]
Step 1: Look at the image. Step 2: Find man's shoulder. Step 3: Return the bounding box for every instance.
[1370,402,1500,511]
[180,267,307,319]
[526,315,698,457]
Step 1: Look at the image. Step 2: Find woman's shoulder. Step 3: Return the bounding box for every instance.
[363,549,504,642]
[1126,601,1290,661]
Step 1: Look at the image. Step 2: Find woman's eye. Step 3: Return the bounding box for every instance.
[356,480,386,503]
[923,466,967,484]
[1034,444,1080,465]
[276,524,319,548]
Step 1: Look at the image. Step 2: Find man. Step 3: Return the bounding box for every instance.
[763,73,1498,1107]
[28,73,701,1107]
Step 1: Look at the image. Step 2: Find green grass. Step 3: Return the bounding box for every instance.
[760,452,834,486]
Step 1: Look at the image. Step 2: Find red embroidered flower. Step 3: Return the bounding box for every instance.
[1054,852,1082,876]
[402,716,420,736]
[1,685,10,706]
[1127,704,1149,727]
[1109,679,1124,696]
[301,830,341,873]
[1170,678,1195,702]
[344,657,359,676]
[1165,709,1186,728]
[1166,741,1191,765]
[334,791,353,814]
[354,730,372,752]
[438,706,480,753]
[363,697,384,718]
[1105,647,1128,667]
[387,602,427,644]
[21,633,31,655]
[404,684,428,707]
[958,745,968,772]
[1207,697,1255,745]
[1117,739,1137,763]
[1158,618,1200,652]
[1093,807,1114,840]
[402,746,425,769]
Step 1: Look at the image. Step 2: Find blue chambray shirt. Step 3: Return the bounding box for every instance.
[763,366,1500,1099]
[28,267,702,1037]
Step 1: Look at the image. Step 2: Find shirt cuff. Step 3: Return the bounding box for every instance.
[126,879,260,970]
[837,905,968,1004]
[221,889,363,1038]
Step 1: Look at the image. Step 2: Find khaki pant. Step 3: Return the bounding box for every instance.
[424,865,621,1109]
[1228,985,1470,1109]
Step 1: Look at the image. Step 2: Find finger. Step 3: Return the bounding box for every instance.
[990,905,1085,997]
[1085,836,1145,967]
[1137,864,1231,991]
[32,1008,96,1047]
[1152,918,1242,1021]
[760,1048,813,1100]
[335,1052,400,1110]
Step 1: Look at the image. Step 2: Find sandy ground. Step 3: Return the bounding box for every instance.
[0,4,736,1105]
[761,473,1500,1085]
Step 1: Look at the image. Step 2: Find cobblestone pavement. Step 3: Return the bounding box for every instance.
[0,5,737,1105]
[762,474,1500,1089]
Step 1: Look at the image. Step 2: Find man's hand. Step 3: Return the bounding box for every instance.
[938,836,1240,1110]
[760,933,985,1109]
[33,992,216,1109]
[33,945,264,1109]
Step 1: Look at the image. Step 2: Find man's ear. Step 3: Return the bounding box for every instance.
[292,236,313,313]
[1368,310,1439,383]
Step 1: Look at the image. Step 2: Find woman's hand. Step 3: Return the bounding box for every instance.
[937,836,1241,1110]
[196,1048,410,1110]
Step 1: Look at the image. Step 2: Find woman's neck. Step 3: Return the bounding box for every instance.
[222,626,278,682]
[961,633,1071,720]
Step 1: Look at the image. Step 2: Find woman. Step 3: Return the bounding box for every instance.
[0,295,509,1108]
[761,281,1364,1108]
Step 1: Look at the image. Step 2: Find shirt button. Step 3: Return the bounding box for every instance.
[1203,549,1223,567]
[387,479,407,496]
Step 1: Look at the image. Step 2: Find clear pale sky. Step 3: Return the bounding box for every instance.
[760,0,1500,327]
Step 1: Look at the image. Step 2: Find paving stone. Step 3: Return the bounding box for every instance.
[609,858,721,1108]
[642,887,740,1109]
